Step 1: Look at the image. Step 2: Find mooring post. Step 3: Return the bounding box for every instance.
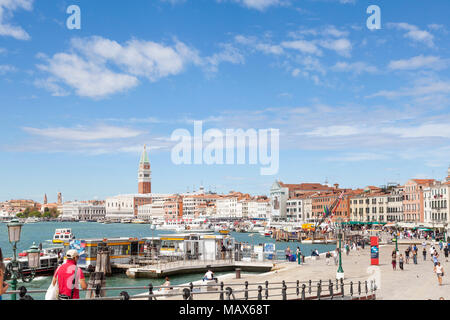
[282,281,287,300]
[257,286,263,300]
[265,280,269,300]
[219,282,224,300]
[244,281,249,300]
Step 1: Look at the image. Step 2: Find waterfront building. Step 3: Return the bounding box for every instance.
[286,198,304,222]
[403,179,435,223]
[423,181,449,228]
[311,189,357,223]
[387,185,404,222]
[270,181,333,221]
[61,201,106,221]
[216,196,239,218]
[137,200,165,220]
[239,198,270,219]
[349,187,389,223]
[40,192,63,213]
[182,193,220,217]
[4,199,39,214]
[105,194,153,219]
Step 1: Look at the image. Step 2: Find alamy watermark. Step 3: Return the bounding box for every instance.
[170,121,279,176]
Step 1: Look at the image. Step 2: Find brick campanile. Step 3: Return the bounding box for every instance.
[138,145,152,194]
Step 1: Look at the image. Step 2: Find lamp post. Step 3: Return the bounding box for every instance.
[336,218,344,280]
[394,222,399,253]
[444,223,448,243]
[6,219,40,300]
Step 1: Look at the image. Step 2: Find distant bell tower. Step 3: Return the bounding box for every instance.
[57,192,62,205]
[44,194,48,205]
[138,145,152,194]
[447,165,450,182]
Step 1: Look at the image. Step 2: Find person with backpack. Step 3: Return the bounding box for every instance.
[51,250,87,300]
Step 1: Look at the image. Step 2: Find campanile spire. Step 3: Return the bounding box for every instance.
[138,145,151,194]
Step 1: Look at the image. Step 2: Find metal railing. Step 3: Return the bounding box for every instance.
[4,278,377,301]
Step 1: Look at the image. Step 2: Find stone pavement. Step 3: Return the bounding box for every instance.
[162,240,449,300]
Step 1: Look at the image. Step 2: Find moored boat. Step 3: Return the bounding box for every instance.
[53,228,75,244]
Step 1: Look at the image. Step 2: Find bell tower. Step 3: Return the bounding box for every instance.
[447,165,450,182]
[138,145,152,194]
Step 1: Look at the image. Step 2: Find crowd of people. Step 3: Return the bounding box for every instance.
[391,240,449,286]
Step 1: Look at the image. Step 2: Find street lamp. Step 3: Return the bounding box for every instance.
[394,222,399,253]
[336,218,344,280]
[6,220,40,300]
[6,219,41,300]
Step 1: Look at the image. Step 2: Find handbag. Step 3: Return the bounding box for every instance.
[45,279,59,300]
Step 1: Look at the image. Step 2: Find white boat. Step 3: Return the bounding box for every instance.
[24,217,40,224]
[120,219,132,224]
[132,219,147,224]
[53,228,75,244]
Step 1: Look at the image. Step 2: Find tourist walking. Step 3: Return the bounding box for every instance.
[423,248,427,261]
[434,262,444,286]
[326,252,331,265]
[345,243,350,256]
[51,249,87,300]
[405,248,410,264]
[399,254,404,270]
[432,253,439,267]
[413,249,418,264]
[0,248,9,301]
[333,249,339,265]
[392,250,397,270]
[285,247,291,261]
[444,245,449,262]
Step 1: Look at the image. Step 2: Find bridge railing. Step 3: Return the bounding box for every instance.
[4,278,377,301]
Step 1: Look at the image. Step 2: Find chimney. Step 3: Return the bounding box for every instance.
[334,184,339,190]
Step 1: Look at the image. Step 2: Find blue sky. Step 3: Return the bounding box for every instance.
[0,0,450,202]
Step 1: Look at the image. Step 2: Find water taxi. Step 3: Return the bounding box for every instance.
[53,228,75,244]
[3,246,64,279]
[120,218,132,224]
[132,219,147,224]
[24,217,40,224]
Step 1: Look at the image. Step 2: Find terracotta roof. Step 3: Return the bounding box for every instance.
[411,179,435,185]
[279,182,333,191]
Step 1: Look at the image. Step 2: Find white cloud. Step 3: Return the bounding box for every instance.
[388,23,435,48]
[331,61,377,74]
[0,0,33,40]
[305,125,361,137]
[23,125,145,141]
[388,55,447,71]
[382,123,450,139]
[326,152,387,162]
[368,80,450,99]
[318,38,352,57]
[37,36,242,98]
[37,52,139,99]
[281,40,322,56]
[0,64,16,74]
[217,0,284,11]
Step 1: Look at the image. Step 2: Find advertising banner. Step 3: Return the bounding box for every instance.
[370,236,379,265]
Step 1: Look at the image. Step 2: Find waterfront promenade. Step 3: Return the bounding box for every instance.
[165,240,449,300]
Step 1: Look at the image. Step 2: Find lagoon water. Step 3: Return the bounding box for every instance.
[0,222,337,300]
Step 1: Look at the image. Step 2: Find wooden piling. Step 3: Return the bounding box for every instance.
[85,245,111,299]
